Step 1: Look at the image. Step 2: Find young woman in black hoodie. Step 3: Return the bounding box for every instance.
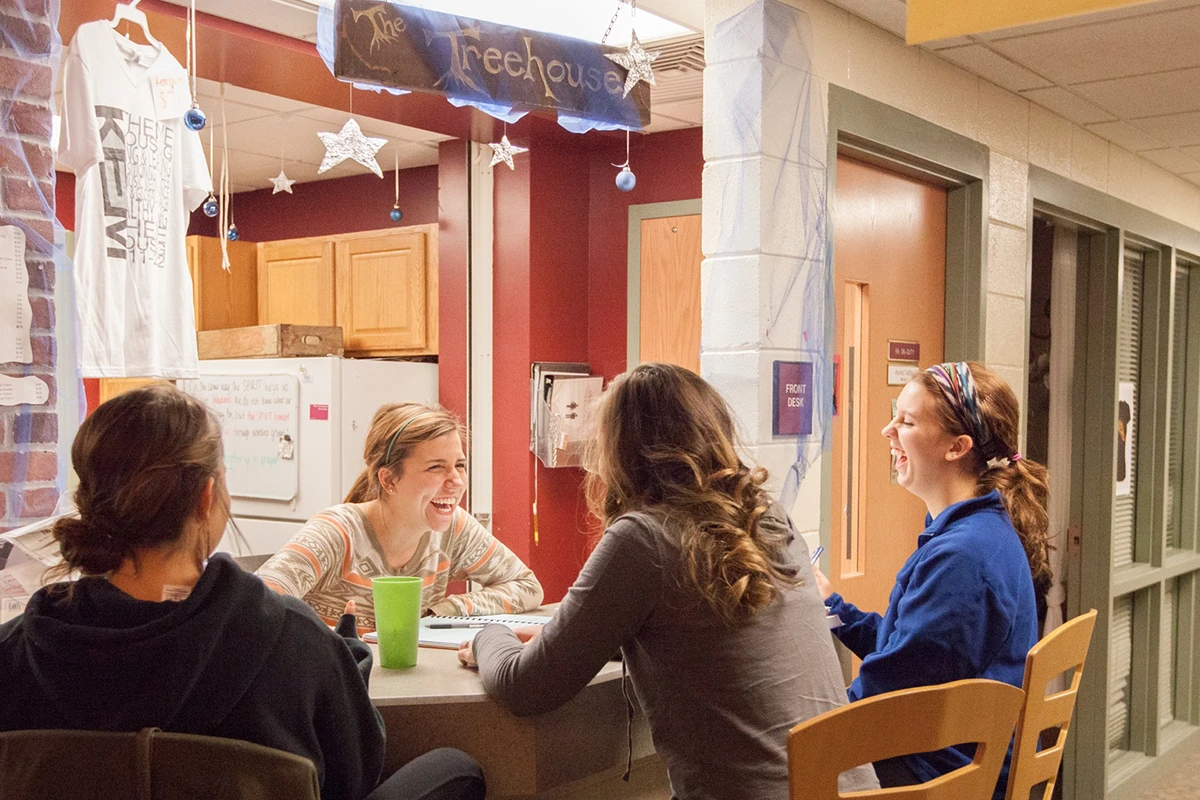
[0,384,485,800]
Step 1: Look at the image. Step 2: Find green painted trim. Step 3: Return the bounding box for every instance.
[626,199,702,371]
[1136,246,1170,569]
[820,84,990,571]
[1069,228,1123,800]
[1182,263,1200,554]
[1031,166,1200,256]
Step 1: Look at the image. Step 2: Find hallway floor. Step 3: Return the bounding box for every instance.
[1110,730,1200,800]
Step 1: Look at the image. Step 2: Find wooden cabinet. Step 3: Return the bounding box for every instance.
[257,239,336,327]
[189,235,258,331]
[257,225,437,357]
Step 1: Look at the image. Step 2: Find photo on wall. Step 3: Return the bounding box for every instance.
[1116,381,1135,497]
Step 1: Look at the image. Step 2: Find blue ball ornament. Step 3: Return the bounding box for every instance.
[226,224,240,242]
[390,205,403,222]
[615,166,636,192]
[202,196,219,218]
[184,104,207,132]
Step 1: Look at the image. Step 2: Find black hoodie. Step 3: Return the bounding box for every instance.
[0,554,384,800]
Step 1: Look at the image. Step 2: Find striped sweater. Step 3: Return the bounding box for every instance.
[256,504,543,631]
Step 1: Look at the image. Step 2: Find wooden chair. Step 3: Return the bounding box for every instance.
[788,679,1024,800]
[0,727,320,800]
[1004,609,1099,800]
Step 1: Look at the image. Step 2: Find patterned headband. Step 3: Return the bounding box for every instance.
[925,362,999,463]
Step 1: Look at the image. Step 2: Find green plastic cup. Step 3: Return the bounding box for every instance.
[371,576,423,669]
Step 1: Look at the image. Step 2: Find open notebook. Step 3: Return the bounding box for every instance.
[363,614,554,650]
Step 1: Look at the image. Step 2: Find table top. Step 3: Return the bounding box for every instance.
[366,605,626,707]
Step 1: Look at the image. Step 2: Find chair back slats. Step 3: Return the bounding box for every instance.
[0,728,321,800]
[788,678,1025,800]
[1004,609,1099,800]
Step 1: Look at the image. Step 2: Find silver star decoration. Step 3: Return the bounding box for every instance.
[604,31,661,98]
[269,169,296,194]
[317,118,387,177]
[488,134,528,170]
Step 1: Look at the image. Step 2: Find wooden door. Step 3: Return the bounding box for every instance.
[639,214,702,373]
[335,230,428,354]
[190,236,258,331]
[830,156,947,619]
[257,239,336,327]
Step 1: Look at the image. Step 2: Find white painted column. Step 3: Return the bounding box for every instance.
[702,0,830,539]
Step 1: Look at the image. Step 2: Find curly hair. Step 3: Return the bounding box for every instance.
[584,363,797,623]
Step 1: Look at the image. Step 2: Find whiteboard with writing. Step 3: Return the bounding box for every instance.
[179,374,300,502]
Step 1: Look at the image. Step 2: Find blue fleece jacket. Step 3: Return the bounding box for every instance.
[825,491,1038,799]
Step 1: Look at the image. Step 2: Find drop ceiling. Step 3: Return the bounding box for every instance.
[828,0,1200,187]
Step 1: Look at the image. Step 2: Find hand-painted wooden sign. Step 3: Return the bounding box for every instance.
[334,0,651,129]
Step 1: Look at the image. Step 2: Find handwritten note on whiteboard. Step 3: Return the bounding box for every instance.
[0,226,31,364]
[179,374,300,502]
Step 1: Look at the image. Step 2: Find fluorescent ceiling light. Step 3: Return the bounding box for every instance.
[298,0,693,44]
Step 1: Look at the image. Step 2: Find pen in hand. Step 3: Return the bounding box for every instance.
[810,545,824,566]
[427,622,488,629]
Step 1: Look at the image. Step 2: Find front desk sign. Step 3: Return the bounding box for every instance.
[773,360,814,437]
[334,0,651,129]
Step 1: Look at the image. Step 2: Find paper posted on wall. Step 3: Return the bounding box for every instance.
[0,225,31,365]
[0,512,71,623]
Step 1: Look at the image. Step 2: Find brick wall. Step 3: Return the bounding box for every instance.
[0,0,60,530]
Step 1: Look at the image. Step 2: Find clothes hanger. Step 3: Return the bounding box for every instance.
[109,0,161,48]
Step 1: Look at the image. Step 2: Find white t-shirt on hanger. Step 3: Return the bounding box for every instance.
[59,21,211,379]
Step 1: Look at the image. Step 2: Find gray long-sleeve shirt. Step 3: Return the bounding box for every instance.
[473,506,879,800]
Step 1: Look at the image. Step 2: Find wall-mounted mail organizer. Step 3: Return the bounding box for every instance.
[530,362,603,468]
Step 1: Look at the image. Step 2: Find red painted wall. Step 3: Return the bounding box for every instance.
[55,171,74,230]
[488,127,703,602]
[187,165,439,241]
[587,128,704,381]
[491,151,534,568]
[437,141,469,422]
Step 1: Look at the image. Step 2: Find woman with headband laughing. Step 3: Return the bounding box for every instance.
[812,361,1050,799]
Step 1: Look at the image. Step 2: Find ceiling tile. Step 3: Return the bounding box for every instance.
[988,6,1200,85]
[1140,147,1200,173]
[1086,120,1165,153]
[1072,66,1200,120]
[1020,86,1116,125]
[935,44,1053,92]
[824,0,906,38]
[974,0,1200,42]
[195,77,310,115]
[922,36,975,50]
[652,98,702,125]
[1125,110,1200,147]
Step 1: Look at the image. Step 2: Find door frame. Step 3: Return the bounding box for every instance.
[821,86,989,612]
[1031,166,1200,800]
[626,199,703,371]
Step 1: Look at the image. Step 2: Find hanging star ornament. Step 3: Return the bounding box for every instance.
[317,118,387,177]
[604,31,661,97]
[269,169,296,195]
[488,134,528,170]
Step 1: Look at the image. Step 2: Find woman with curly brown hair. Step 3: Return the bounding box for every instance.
[459,363,878,800]
[814,361,1048,798]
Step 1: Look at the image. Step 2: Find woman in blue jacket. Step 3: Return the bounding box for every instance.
[814,361,1051,798]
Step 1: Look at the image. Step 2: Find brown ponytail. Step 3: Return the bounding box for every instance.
[345,403,465,503]
[50,383,225,581]
[585,363,798,624]
[916,362,1053,594]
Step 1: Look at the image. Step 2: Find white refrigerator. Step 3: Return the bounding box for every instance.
[182,356,438,555]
